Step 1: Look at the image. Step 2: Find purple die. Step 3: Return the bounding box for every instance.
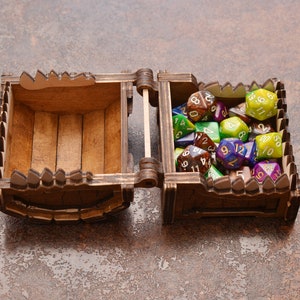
[252,160,281,183]
[216,138,246,170]
[244,141,257,167]
[213,101,229,122]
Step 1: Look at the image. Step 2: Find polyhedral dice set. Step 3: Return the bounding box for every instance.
[173,88,284,185]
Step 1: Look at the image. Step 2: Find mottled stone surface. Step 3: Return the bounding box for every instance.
[1,1,300,299]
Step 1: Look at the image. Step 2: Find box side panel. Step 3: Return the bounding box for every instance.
[174,183,290,219]
[11,83,121,114]
[4,101,34,176]
[158,81,176,173]
[104,100,121,173]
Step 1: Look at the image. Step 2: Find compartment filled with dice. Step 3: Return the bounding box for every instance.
[173,88,283,182]
[157,71,299,223]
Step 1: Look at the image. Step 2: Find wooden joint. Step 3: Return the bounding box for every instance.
[135,157,163,188]
[135,68,158,106]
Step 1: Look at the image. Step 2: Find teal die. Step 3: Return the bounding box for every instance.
[245,88,278,121]
[219,116,249,142]
[195,121,220,143]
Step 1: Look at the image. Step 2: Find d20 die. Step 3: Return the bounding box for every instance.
[173,114,195,140]
[255,132,282,159]
[252,160,282,183]
[219,116,249,142]
[245,88,278,121]
[186,90,217,122]
[177,145,211,173]
[193,132,216,152]
[216,138,247,170]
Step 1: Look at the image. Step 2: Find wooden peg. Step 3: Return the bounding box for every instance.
[143,89,151,157]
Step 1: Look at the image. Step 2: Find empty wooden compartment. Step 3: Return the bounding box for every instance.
[0,70,141,222]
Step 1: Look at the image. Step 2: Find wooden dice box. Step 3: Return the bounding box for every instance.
[0,69,299,224]
[156,72,299,224]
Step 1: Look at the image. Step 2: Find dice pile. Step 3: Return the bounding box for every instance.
[173,88,282,183]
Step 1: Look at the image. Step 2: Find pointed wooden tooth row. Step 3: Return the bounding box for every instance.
[0,85,11,178]
[10,168,93,189]
[19,70,95,90]
[206,172,291,195]
[199,78,278,99]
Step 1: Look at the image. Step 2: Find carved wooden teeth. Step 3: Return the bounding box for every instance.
[19,70,96,90]
[0,85,10,179]
[199,78,277,98]
[54,169,66,185]
[69,169,83,183]
[27,168,40,188]
[205,172,291,195]
[41,168,54,186]
[10,169,94,189]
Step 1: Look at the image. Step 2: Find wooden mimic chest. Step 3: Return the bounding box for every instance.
[0,69,298,224]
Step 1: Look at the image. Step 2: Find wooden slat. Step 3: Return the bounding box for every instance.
[12,83,121,114]
[31,111,58,172]
[4,102,34,176]
[82,110,105,174]
[104,100,121,173]
[56,114,82,171]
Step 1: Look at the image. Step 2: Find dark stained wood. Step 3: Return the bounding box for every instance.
[10,170,27,189]
[27,168,40,188]
[54,168,66,185]
[41,168,54,186]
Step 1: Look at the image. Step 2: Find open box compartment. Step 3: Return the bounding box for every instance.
[156,71,300,224]
[0,69,161,223]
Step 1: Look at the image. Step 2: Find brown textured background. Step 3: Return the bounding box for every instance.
[1,1,300,299]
